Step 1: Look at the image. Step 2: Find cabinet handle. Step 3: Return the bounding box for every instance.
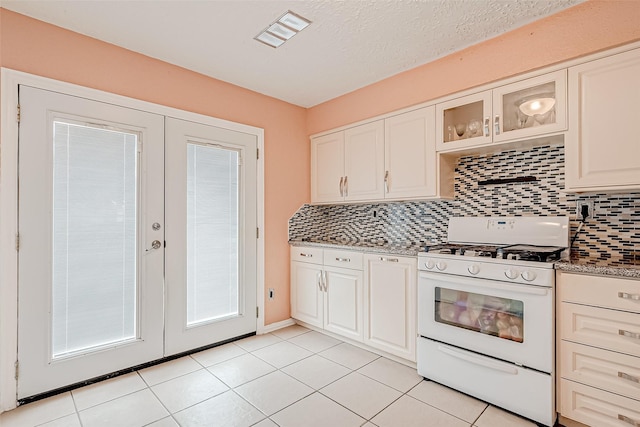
[322,270,327,292]
[484,117,490,136]
[339,177,344,197]
[344,176,348,197]
[618,414,640,427]
[494,115,500,135]
[299,253,313,257]
[384,171,390,193]
[379,257,398,262]
[618,292,640,301]
[619,329,640,340]
[335,257,350,262]
[317,272,322,291]
[618,371,640,384]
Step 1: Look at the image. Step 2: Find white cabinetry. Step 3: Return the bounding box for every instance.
[384,107,437,199]
[364,254,417,361]
[565,48,640,192]
[436,70,567,151]
[311,121,384,203]
[557,271,640,427]
[291,247,363,342]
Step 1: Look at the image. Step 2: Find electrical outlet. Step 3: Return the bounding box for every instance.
[576,200,595,218]
[268,288,274,300]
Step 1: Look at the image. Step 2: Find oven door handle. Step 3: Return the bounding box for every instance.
[419,272,549,296]
[437,344,519,375]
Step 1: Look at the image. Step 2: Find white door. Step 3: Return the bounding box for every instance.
[343,121,384,202]
[17,86,165,398]
[164,117,257,356]
[311,132,344,203]
[324,267,363,341]
[290,261,323,328]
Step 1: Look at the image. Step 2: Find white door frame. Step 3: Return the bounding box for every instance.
[0,68,265,412]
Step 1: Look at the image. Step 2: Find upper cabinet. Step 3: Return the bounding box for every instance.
[311,121,384,203]
[436,70,567,151]
[565,48,640,192]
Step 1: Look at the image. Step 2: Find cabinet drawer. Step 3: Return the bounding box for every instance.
[560,379,640,427]
[290,247,323,265]
[324,249,363,270]
[560,302,640,357]
[561,341,640,401]
[558,272,640,314]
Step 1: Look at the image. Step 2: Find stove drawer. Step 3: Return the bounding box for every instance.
[560,379,640,427]
[560,341,640,401]
[558,272,640,314]
[560,302,640,358]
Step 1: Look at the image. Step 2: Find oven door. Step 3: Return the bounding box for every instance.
[418,271,554,373]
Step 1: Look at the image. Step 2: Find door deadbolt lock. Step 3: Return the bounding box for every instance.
[152,222,161,231]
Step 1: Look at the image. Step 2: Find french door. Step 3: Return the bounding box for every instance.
[16,87,257,399]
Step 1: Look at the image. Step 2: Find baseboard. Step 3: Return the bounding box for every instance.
[258,318,296,334]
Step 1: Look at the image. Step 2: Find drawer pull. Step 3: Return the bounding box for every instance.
[619,329,640,340]
[299,253,313,257]
[335,257,350,262]
[618,414,640,427]
[379,257,398,262]
[618,292,640,301]
[618,371,640,384]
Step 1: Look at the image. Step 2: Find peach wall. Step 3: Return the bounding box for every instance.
[307,0,640,135]
[0,9,309,325]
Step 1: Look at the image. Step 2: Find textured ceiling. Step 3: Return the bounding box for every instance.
[1,0,583,107]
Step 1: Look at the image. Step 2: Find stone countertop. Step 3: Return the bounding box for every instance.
[554,259,640,279]
[289,240,421,257]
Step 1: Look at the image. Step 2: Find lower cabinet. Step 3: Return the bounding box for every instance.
[364,254,417,362]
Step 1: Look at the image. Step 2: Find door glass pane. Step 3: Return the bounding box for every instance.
[186,143,239,326]
[52,121,138,358]
[435,287,524,343]
[501,81,556,132]
[443,101,483,143]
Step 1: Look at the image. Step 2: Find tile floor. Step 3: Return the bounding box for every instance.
[0,325,540,427]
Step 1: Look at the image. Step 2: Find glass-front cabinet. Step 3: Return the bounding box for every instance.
[436,70,567,151]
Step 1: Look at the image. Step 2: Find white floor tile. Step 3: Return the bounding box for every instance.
[78,389,168,427]
[139,357,202,387]
[251,418,279,427]
[234,371,313,416]
[207,353,275,388]
[357,358,422,392]
[151,369,228,413]
[0,393,75,427]
[281,354,350,389]
[252,341,312,368]
[270,324,310,340]
[288,331,341,353]
[371,395,469,427]
[474,405,537,427]
[173,390,264,427]
[234,333,282,352]
[271,392,365,427]
[320,372,401,419]
[319,342,379,370]
[38,413,82,427]
[408,380,488,423]
[145,417,179,427]
[190,343,246,367]
[72,372,147,411]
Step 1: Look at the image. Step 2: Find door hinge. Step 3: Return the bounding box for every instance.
[14,360,19,380]
[256,227,259,239]
[16,104,21,123]
[257,148,259,160]
[15,233,20,251]
[256,306,259,318]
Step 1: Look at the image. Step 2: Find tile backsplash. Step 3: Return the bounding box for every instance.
[289,142,639,265]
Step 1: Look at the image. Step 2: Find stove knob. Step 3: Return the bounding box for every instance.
[436,261,447,271]
[424,260,435,270]
[521,271,537,282]
[504,269,518,280]
[468,264,480,275]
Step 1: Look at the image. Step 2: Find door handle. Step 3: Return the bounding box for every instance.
[146,240,162,252]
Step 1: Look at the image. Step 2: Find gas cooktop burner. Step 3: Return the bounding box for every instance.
[423,243,565,263]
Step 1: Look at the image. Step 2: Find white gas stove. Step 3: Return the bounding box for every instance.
[417,216,569,427]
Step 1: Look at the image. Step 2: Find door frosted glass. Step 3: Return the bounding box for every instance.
[186,143,239,325]
[52,121,138,358]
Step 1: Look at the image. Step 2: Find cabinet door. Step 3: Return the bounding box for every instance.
[290,261,323,328]
[311,131,344,203]
[364,255,417,361]
[493,70,567,143]
[566,48,640,191]
[384,107,437,199]
[435,91,492,150]
[324,266,363,342]
[344,121,385,201]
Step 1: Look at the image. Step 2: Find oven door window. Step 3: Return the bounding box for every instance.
[435,287,524,343]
